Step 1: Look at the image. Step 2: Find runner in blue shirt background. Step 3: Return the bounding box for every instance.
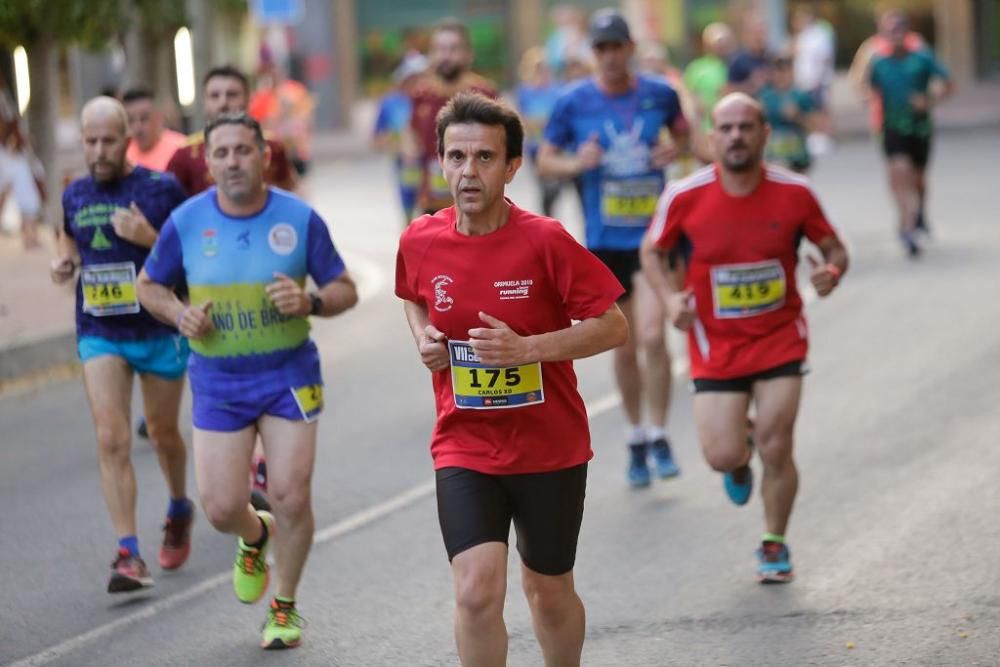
[373,53,428,226]
[538,9,690,489]
[515,46,570,217]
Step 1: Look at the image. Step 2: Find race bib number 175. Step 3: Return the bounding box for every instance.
[449,340,544,410]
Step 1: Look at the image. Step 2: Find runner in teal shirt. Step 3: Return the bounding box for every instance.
[759,55,817,173]
[868,12,952,255]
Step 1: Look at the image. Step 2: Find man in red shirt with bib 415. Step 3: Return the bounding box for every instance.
[396,92,628,666]
[640,93,848,583]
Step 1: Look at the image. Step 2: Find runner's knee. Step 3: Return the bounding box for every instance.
[701,435,749,472]
[200,493,250,530]
[268,482,312,518]
[522,572,576,625]
[143,418,182,448]
[455,565,505,619]
[636,324,666,353]
[613,342,640,375]
[756,436,794,467]
[94,422,131,462]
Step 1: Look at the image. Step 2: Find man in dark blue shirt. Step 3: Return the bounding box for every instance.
[51,96,193,594]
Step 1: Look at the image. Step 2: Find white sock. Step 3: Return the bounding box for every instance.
[646,425,667,442]
[626,425,646,446]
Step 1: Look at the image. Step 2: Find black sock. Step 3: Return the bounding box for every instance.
[246,516,269,549]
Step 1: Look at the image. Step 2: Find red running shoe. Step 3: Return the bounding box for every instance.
[159,506,194,570]
[108,549,154,593]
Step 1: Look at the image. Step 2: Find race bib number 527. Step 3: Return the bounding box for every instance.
[448,340,544,410]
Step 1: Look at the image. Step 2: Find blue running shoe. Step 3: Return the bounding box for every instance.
[915,207,931,235]
[723,464,753,505]
[650,438,680,479]
[756,541,794,583]
[627,443,651,488]
[900,230,921,258]
[724,422,755,505]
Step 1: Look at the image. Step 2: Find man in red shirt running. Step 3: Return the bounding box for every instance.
[640,93,848,583]
[403,19,497,216]
[166,65,297,196]
[396,92,627,665]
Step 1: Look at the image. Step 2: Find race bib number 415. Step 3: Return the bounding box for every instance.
[711,260,786,319]
[81,262,139,317]
[448,340,544,410]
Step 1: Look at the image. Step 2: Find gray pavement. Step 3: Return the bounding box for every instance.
[2,131,1000,666]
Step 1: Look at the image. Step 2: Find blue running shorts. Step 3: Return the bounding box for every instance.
[77,335,189,380]
[188,342,324,432]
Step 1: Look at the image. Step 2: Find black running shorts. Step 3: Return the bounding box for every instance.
[435,463,588,576]
[591,249,641,300]
[883,129,932,169]
[692,360,807,393]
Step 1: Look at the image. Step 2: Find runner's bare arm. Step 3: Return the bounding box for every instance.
[640,233,679,306]
[468,306,627,367]
[640,234,695,331]
[403,300,450,372]
[135,269,210,338]
[312,272,359,317]
[808,235,849,297]
[816,234,848,276]
[847,38,876,96]
[400,125,421,163]
[536,137,602,179]
[50,231,80,284]
[266,271,357,318]
[110,203,158,248]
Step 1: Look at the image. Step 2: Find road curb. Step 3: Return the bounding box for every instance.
[0,332,77,383]
[833,116,1000,141]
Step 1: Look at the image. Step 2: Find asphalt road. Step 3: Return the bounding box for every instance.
[2,130,999,666]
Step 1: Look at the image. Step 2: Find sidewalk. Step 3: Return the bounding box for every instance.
[3,79,999,388]
[0,227,77,384]
[828,75,1000,138]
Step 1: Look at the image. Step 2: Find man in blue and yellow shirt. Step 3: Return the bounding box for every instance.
[52,96,193,594]
[138,112,357,649]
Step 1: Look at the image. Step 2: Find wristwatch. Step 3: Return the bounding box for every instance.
[309,293,323,316]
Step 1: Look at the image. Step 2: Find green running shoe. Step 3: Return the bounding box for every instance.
[233,511,275,604]
[261,599,304,649]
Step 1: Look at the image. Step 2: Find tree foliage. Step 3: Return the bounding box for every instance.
[0,0,123,48]
[131,0,187,33]
[0,0,247,50]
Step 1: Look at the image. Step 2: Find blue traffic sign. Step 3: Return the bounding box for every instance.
[251,0,303,25]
